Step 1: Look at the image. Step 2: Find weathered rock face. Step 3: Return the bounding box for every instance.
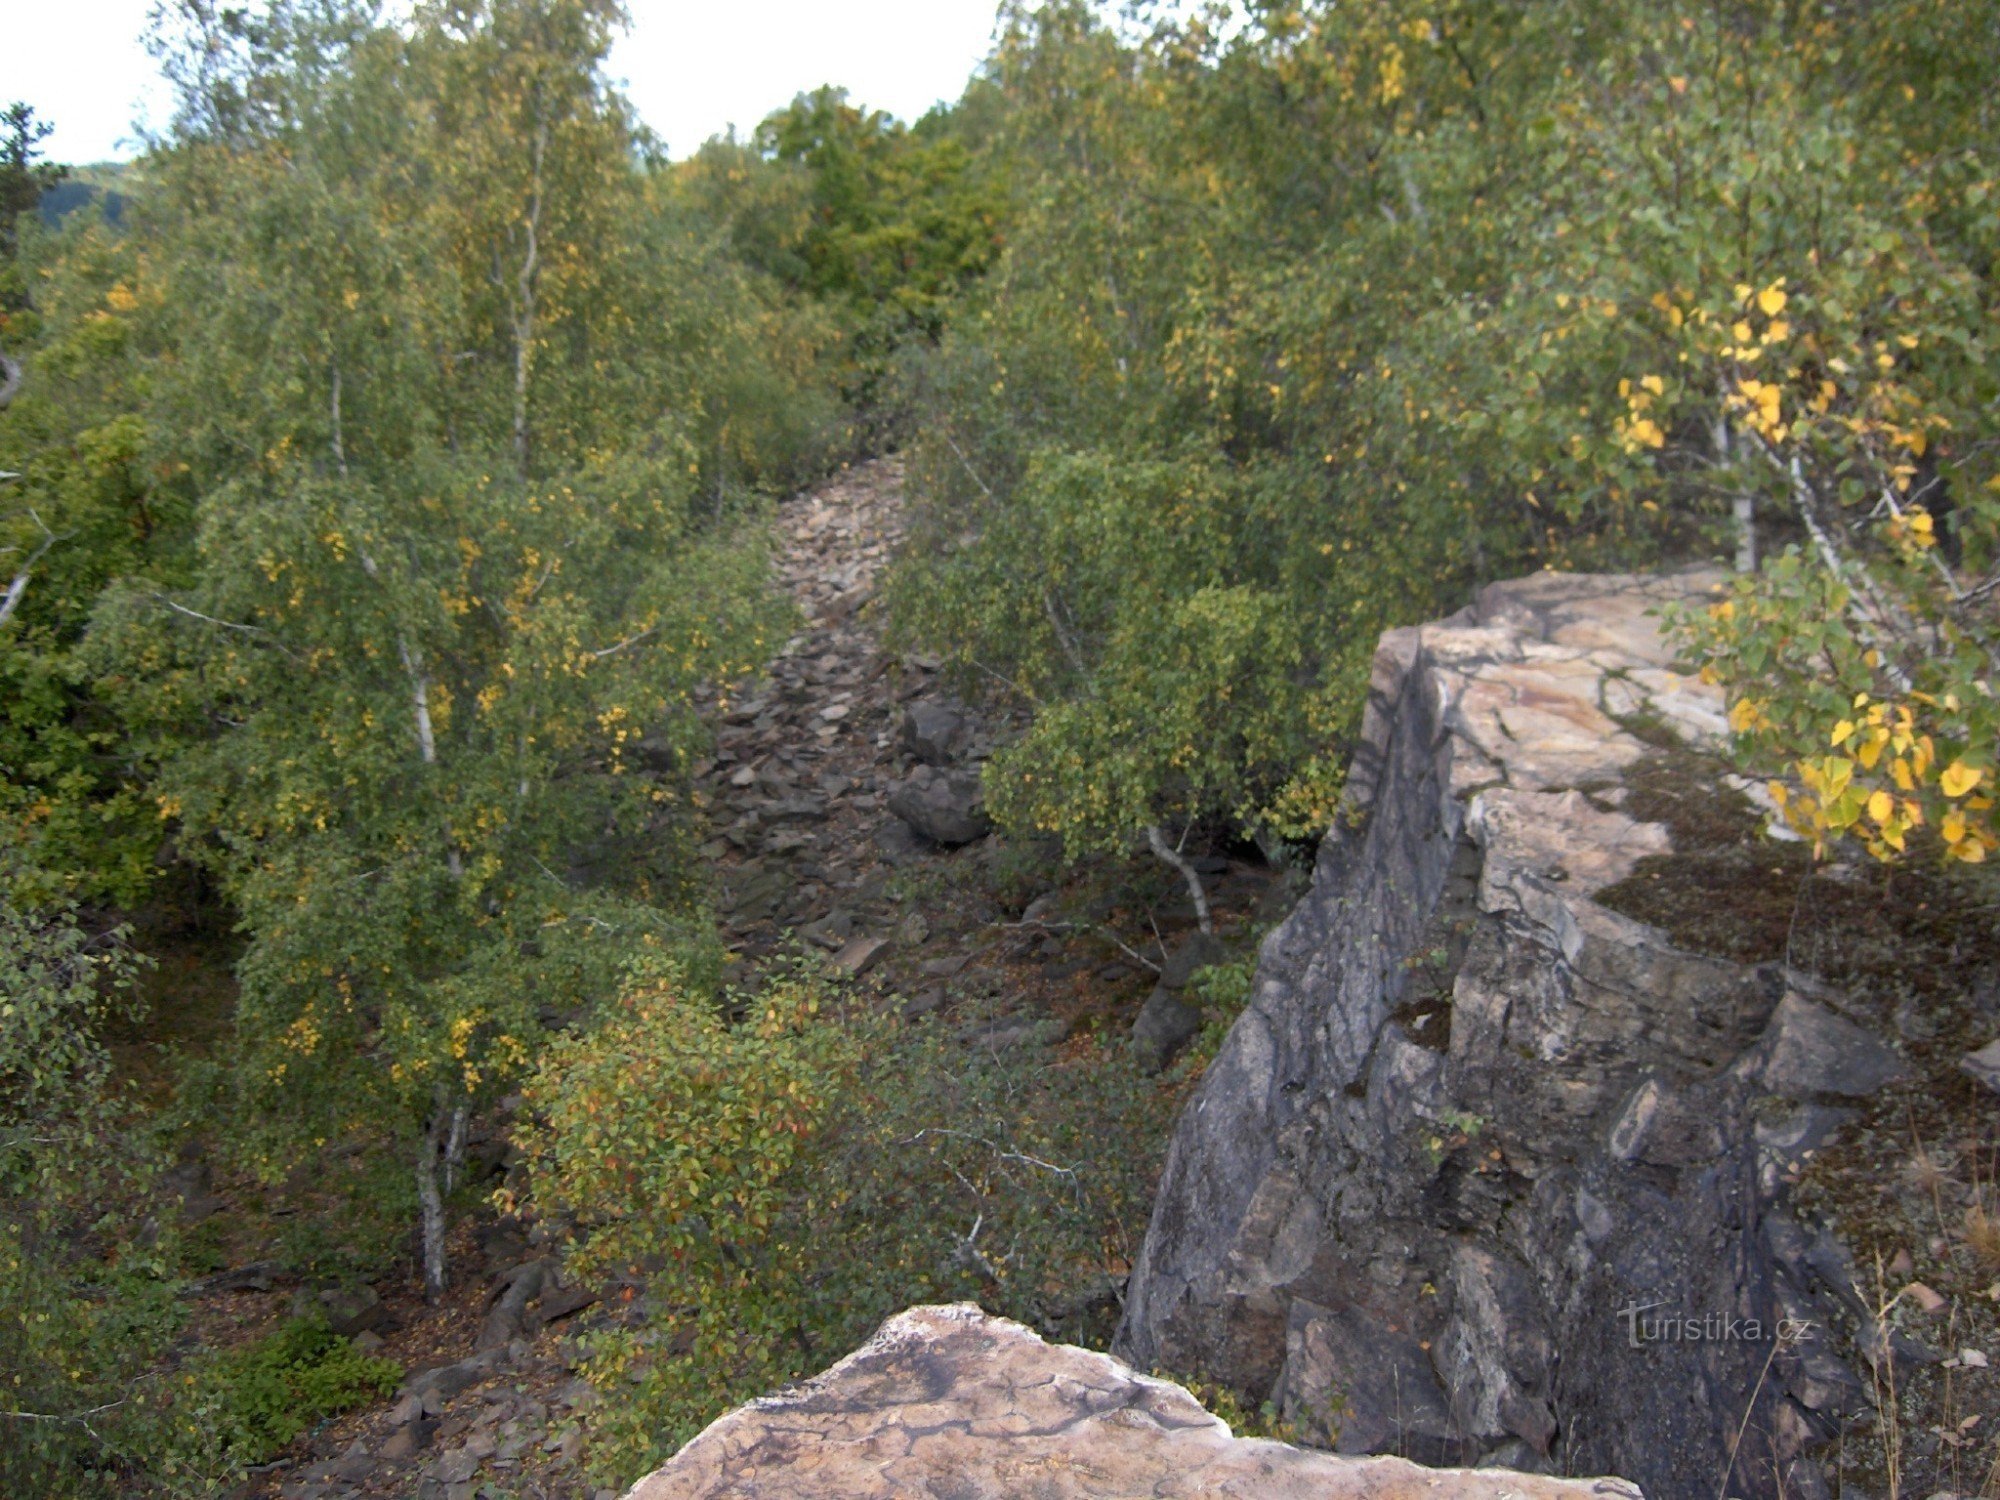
[620,1304,1641,1500]
[1116,570,1885,1500]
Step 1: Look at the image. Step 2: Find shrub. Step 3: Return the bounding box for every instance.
[204,1315,400,1463]
[512,953,1179,1482]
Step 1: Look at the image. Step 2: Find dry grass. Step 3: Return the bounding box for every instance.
[1966,1190,2000,1276]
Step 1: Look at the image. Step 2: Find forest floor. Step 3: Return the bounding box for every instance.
[210,455,1293,1500]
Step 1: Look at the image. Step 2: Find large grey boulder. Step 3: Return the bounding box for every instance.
[1132,984,1203,1073]
[1117,569,1881,1500]
[620,1304,1639,1500]
[1130,933,1231,1072]
[886,763,992,845]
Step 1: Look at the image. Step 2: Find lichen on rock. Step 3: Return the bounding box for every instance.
[618,1304,1641,1500]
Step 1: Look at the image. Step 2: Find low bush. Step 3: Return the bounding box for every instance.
[512,952,1180,1483]
[204,1314,400,1464]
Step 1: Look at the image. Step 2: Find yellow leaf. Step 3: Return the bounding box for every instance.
[1758,285,1788,317]
[1943,811,1967,844]
[1830,720,1856,747]
[1868,790,1894,826]
[1941,761,1982,798]
[1953,838,1987,864]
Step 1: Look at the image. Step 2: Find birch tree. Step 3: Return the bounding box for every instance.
[96,0,779,1299]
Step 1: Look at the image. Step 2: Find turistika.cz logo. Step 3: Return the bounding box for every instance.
[1618,1302,1817,1348]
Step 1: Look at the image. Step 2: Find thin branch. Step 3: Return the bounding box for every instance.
[0,508,61,628]
[1096,924,1163,975]
[897,1127,1080,1181]
[151,594,300,661]
[1747,439,1913,692]
[1041,589,1089,678]
[944,433,995,501]
[591,625,657,660]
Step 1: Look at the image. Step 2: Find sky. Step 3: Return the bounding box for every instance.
[0,0,1005,165]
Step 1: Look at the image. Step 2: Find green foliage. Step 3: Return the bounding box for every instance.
[203,1314,399,1463]
[0,876,234,1496]
[24,0,826,1294]
[892,0,2000,885]
[674,84,1004,417]
[1,101,67,302]
[514,954,1177,1481]
[1185,954,1256,1064]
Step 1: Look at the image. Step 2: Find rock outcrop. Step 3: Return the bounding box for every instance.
[1116,570,1887,1500]
[619,1304,1641,1500]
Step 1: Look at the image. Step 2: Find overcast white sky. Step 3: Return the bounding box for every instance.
[0,0,1005,164]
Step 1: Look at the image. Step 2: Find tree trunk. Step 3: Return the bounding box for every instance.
[1733,494,1756,574]
[442,1104,468,1196]
[1146,824,1213,936]
[511,114,549,477]
[339,373,459,875]
[416,1103,450,1301]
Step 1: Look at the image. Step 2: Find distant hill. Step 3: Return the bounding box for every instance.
[39,178,127,229]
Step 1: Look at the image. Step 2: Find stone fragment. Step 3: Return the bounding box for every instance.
[1962,1038,2000,1095]
[379,1417,437,1459]
[1737,994,1907,1098]
[901,700,974,765]
[404,1347,508,1407]
[831,935,889,975]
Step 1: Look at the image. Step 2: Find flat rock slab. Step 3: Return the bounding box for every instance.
[621,1304,1641,1500]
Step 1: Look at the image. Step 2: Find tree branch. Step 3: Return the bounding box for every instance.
[0,508,60,628]
[150,593,300,660]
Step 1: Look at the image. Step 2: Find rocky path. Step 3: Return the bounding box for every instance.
[691,455,958,967]
[253,455,1289,1500]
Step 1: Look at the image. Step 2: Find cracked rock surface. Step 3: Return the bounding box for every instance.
[1115,569,1904,1500]
[620,1304,1640,1500]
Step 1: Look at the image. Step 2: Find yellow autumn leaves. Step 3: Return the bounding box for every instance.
[1617,373,1668,451]
[1759,692,1994,863]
